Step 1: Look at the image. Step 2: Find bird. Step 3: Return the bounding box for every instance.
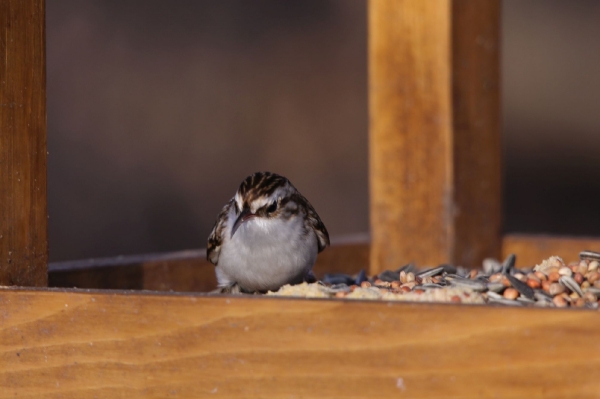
[207,172,329,293]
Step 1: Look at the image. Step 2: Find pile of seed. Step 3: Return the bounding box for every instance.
[268,251,600,309]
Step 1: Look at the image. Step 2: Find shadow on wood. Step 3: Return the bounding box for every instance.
[49,237,369,292]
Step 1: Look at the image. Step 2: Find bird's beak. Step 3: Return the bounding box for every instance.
[231,208,255,238]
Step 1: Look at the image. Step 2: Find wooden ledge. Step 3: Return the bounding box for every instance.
[48,235,370,292]
[503,234,600,266]
[48,233,600,293]
[1,288,599,398]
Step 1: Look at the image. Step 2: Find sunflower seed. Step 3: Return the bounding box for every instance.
[483,258,503,275]
[486,291,503,299]
[502,254,516,274]
[354,269,367,285]
[378,269,400,282]
[395,264,415,274]
[559,275,583,297]
[439,264,457,274]
[488,297,523,306]
[487,282,505,293]
[417,266,445,278]
[580,250,600,262]
[456,266,470,278]
[327,283,351,293]
[448,277,487,292]
[586,287,600,295]
[534,290,553,302]
[505,274,535,299]
[420,283,443,289]
[323,273,355,285]
[517,296,536,304]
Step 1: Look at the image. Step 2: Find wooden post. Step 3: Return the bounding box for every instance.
[369,0,501,272]
[0,0,48,286]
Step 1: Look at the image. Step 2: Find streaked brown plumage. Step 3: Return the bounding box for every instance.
[207,172,329,292]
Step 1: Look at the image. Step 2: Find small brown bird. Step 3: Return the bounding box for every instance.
[207,172,329,292]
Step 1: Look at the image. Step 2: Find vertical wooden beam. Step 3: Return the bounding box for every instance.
[369,0,500,272]
[0,0,48,286]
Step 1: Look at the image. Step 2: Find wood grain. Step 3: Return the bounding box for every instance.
[369,0,501,273]
[49,250,218,292]
[503,234,600,267]
[49,239,368,292]
[1,288,599,398]
[0,0,48,286]
[451,0,502,267]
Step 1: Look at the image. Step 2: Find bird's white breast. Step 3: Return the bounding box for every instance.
[216,208,317,291]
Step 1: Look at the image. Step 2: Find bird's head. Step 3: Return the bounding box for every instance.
[230,171,298,238]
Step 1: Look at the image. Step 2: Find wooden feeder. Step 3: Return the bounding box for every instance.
[1,1,599,397]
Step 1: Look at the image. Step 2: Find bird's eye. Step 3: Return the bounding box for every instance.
[266,202,277,214]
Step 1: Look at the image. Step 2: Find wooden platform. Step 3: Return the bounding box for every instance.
[2,288,599,398]
[3,1,600,397]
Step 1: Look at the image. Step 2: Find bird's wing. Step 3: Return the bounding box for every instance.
[206,198,233,265]
[303,197,330,253]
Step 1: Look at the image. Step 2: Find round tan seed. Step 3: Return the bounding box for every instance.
[390,281,401,289]
[581,281,590,290]
[584,292,598,303]
[574,272,584,285]
[360,281,371,288]
[569,291,580,300]
[526,279,541,289]
[542,280,552,292]
[558,267,573,277]
[569,264,579,273]
[574,298,586,307]
[548,283,565,296]
[587,272,600,284]
[406,272,415,283]
[514,273,527,282]
[503,288,519,300]
[589,260,599,272]
[335,291,347,298]
[548,272,560,282]
[399,271,407,284]
[534,271,547,281]
[560,292,572,302]
[553,295,568,307]
[451,295,462,303]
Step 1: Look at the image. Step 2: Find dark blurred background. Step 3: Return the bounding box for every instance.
[46,0,600,262]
